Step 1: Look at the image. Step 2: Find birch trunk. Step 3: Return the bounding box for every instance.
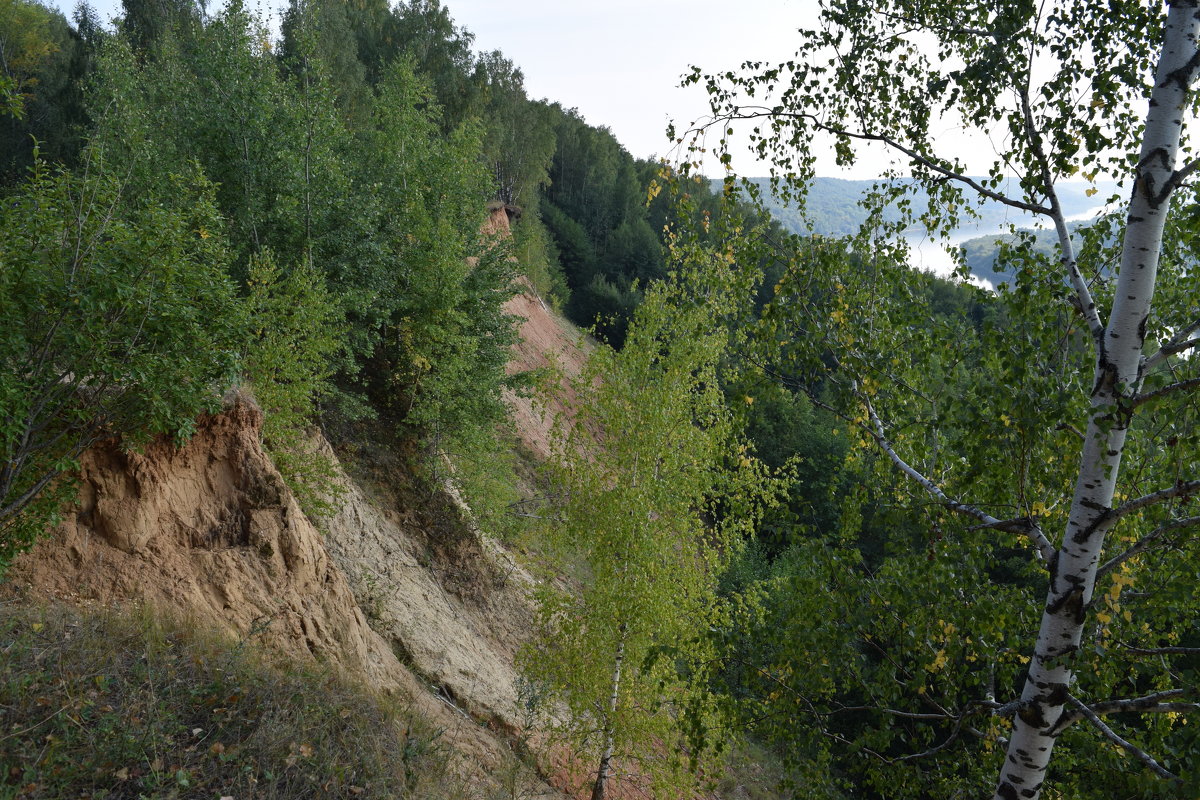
[993,4,1200,798]
[590,623,627,800]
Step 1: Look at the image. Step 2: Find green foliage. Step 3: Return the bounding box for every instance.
[605,217,664,284]
[437,424,532,545]
[568,275,641,348]
[0,603,466,799]
[697,207,1104,793]
[539,199,597,286]
[242,251,343,519]
[476,51,555,207]
[736,385,849,560]
[0,0,94,175]
[279,0,371,121]
[387,0,480,128]
[681,1,1200,795]
[0,155,241,568]
[509,207,569,307]
[0,0,58,120]
[352,60,517,438]
[956,221,1106,287]
[523,252,779,797]
[536,106,654,340]
[119,0,200,53]
[85,5,517,449]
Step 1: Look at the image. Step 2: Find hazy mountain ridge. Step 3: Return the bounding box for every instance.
[724,176,1118,283]
[725,176,1116,234]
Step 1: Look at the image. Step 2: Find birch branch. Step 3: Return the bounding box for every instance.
[1090,699,1196,716]
[1066,695,1181,783]
[819,706,977,764]
[828,703,957,721]
[1111,480,1200,520]
[872,8,995,39]
[1120,643,1200,656]
[1161,156,1200,196]
[1144,316,1200,372]
[862,393,1056,562]
[706,108,1052,215]
[1132,376,1200,408]
[1096,515,1200,579]
[1050,690,1195,734]
[1016,78,1105,341]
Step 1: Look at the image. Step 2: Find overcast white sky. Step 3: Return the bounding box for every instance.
[47,0,985,178]
[441,0,816,171]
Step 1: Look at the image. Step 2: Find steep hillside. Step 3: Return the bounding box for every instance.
[0,196,613,798]
[1,398,563,798]
[494,206,591,462]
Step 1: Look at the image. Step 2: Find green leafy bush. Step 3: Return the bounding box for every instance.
[0,156,241,567]
[242,251,344,518]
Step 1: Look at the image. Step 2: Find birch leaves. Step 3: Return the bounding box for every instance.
[684,0,1200,796]
[523,260,773,798]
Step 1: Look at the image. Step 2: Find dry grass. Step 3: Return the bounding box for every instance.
[0,601,467,800]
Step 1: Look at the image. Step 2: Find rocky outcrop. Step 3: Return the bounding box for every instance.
[318,438,537,734]
[6,404,379,667]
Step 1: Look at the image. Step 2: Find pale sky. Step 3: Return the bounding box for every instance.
[46,0,979,178]
[441,0,816,172]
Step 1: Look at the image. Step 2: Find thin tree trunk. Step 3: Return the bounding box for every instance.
[993,4,1200,799]
[590,623,627,800]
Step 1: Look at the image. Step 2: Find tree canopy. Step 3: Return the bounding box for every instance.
[680,1,1200,797]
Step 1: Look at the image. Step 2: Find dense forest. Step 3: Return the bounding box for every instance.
[4,1,1200,800]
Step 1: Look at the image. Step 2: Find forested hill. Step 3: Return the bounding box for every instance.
[726,176,1116,236]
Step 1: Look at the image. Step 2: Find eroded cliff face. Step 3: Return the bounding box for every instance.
[9,405,381,671]
[318,437,537,734]
[3,400,558,797]
[3,196,601,795]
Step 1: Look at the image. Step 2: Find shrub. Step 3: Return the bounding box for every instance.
[0,155,241,568]
[242,250,344,518]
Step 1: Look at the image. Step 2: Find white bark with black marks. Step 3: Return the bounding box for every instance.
[590,623,627,800]
[993,4,1200,798]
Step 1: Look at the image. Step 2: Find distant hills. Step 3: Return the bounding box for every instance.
[726,176,1117,237]
[723,176,1118,285]
[957,228,1074,286]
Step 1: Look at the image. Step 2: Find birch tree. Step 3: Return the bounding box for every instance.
[523,251,774,800]
[684,1,1200,796]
